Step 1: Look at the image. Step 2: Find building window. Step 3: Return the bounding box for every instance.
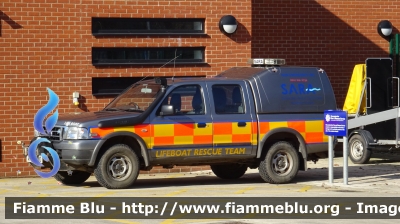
[92,18,205,36]
[92,76,205,96]
[92,77,142,96]
[92,47,205,66]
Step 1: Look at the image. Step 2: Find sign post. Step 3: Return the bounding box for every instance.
[324,110,349,185]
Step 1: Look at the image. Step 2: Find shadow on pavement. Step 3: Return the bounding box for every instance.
[72,158,400,189]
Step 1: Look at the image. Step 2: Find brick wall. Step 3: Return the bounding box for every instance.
[1,0,399,178]
[252,0,399,107]
[0,0,252,177]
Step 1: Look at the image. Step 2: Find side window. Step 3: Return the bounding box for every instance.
[159,85,205,115]
[212,84,245,114]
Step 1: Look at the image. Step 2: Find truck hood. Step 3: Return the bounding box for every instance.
[56,111,141,128]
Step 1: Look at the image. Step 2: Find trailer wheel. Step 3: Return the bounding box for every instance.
[94,144,139,189]
[210,164,247,179]
[54,171,92,185]
[259,141,299,184]
[349,134,371,164]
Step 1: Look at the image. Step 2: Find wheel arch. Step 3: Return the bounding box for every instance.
[88,131,150,168]
[257,128,307,171]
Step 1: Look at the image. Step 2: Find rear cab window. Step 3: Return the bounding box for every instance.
[211,84,245,114]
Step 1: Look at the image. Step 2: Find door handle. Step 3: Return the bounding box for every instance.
[197,123,206,128]
[238,122,246,127]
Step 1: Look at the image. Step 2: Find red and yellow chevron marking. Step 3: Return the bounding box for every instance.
[89,120,327,150]
[152,123,213,146]
[91,124,152,148]
[258,120,328,144]
[90,123,213,149]
[213,122,253,145]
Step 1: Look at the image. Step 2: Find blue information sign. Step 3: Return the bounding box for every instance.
[324,110,348,136]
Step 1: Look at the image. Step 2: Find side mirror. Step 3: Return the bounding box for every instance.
[160,105,174,116]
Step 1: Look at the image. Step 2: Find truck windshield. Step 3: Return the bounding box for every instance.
[104,82,162,112]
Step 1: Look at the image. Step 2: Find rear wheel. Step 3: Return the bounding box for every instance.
[349,134,371,164]
[210,164,247,179]
[259,141,299,184]
[94,144,140,189]
[54,171,92,185]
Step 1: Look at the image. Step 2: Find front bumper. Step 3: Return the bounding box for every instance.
[23,138,100,170]
[53,139,100,165]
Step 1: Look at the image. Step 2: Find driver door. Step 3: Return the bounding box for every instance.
[148,83,213,161]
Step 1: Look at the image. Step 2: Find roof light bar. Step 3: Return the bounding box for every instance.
[248,58,286,66]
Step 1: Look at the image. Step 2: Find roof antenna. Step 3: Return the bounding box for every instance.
[172,48,178,82]
[137,53,181,83]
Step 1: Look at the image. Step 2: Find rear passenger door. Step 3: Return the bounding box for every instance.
[209,81,257,158]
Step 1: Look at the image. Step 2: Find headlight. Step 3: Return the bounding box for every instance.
[64,127,89,139]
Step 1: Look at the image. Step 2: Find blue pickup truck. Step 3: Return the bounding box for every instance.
[24,59,337,189]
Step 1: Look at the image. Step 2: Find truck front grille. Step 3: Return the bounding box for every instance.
[43,126,63,141]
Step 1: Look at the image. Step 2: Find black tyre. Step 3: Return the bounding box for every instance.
[349,134,371,164]
[94,144,140,189]
[54,171,92,185]
[210,164,247,179]
[259,141,299,184]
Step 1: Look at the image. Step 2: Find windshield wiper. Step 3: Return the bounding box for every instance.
[103,108,123,111]
[104,107,144,112]
[121,108,144,112]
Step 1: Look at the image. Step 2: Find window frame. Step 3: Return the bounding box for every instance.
[92,18,206,36]
[92,47,206,66]
[157,84,205,116]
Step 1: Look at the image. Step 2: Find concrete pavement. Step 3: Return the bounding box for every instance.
[2,153,400,223]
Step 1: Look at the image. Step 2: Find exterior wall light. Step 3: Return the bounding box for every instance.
[377,20,393,41]
[72,92,80,106]
[377,20,399,78]
[219,15,237,35]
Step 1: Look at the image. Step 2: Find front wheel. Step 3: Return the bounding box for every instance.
[94,144,140,189]
[210,164,247,179]
[259,141,299,184]
[54,171,92,185]
[349,134,371,164]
